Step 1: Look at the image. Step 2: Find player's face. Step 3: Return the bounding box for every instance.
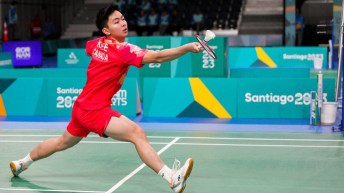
[104,11,128,42]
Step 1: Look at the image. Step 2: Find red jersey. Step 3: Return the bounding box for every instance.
[76,37,147,110]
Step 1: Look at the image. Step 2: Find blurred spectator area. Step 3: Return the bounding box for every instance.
[0,0,245,40]
[0,0,85,40]
[301,0,332,46]
[63,0,244,39]
[239,0,283,35]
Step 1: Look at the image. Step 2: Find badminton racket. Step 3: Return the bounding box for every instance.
[195,30,217,59]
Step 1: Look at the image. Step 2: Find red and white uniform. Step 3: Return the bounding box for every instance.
[67,37,147,137]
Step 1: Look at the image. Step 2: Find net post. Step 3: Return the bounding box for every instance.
[340,1,344,130]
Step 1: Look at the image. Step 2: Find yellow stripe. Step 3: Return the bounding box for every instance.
[0,95,7,116]
[334,5,342,12]
[256,47,277,67]
[285,6,295,13]
[189,78,231,118]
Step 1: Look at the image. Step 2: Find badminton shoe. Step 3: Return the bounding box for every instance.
[10,160,27,177]
[170,158,194,193]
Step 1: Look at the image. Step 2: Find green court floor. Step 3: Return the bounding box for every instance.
[1,129,344,193]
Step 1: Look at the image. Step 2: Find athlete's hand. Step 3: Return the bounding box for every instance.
[186,42,203,53]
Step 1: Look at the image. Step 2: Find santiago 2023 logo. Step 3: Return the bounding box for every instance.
[245,92,327,105]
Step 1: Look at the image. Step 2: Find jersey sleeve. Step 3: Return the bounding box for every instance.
[119,43,148,68]
[85,40,94,56]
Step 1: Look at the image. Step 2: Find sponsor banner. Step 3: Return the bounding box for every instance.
[144,78,237,118]
[0,68,86,78]
[0,52,13,68]
[279,47,327,69]
[1,76,336,119]
[2,41,42,67]
[47,78,137,116]
[143,77,335,119]
[46,78,85,116]
[136,37,171,77]
[1,78,47,116]
[57,48,91,68]
[170,37,194,77]
[125,37,137,45]
[129,36,227,77]
[191,36,227,77]
[228,47,328,69]
[237,78,335,118]
[0,78,137,117]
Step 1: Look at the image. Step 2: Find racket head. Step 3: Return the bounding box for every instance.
[195,35,217,59]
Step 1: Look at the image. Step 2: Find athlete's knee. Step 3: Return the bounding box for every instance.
[56,138,77,151]
[131,125,147,142]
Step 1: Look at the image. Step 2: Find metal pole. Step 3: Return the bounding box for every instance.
[339,0,344,129]
[336,0,344,102]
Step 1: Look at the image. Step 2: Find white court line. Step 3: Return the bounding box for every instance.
[173,136,344,142]
[1,137,343,192]
[0,134,343,142]
[0,140,129,144]
[105,137,180,193]
[174,142,344,148]
[0,134,100,138]
[0,140,343,149]
[0,188,103,192]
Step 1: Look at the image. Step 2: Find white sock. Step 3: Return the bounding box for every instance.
[22,154,33,167]
[158,165,172,183]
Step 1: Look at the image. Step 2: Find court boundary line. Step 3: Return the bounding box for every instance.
[0,134,343,142]
[1,135,343,192]
[1,140,343,149]
[105,137,180,193]
[0,187,103,192]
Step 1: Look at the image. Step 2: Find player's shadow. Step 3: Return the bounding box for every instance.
[11,177,52,192]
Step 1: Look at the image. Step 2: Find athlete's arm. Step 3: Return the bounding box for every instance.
[141,42,202,64]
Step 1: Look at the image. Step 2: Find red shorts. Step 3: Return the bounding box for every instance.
[67,103,122,138]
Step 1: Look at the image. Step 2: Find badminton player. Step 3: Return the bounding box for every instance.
[10,4,202,193]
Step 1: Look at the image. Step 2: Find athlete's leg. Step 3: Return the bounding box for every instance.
[10,131,82,176]
[103,115,164,173]
[29,130,82,161]
[104,115,194,193]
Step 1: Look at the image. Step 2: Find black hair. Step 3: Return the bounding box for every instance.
[96,5,119,36]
